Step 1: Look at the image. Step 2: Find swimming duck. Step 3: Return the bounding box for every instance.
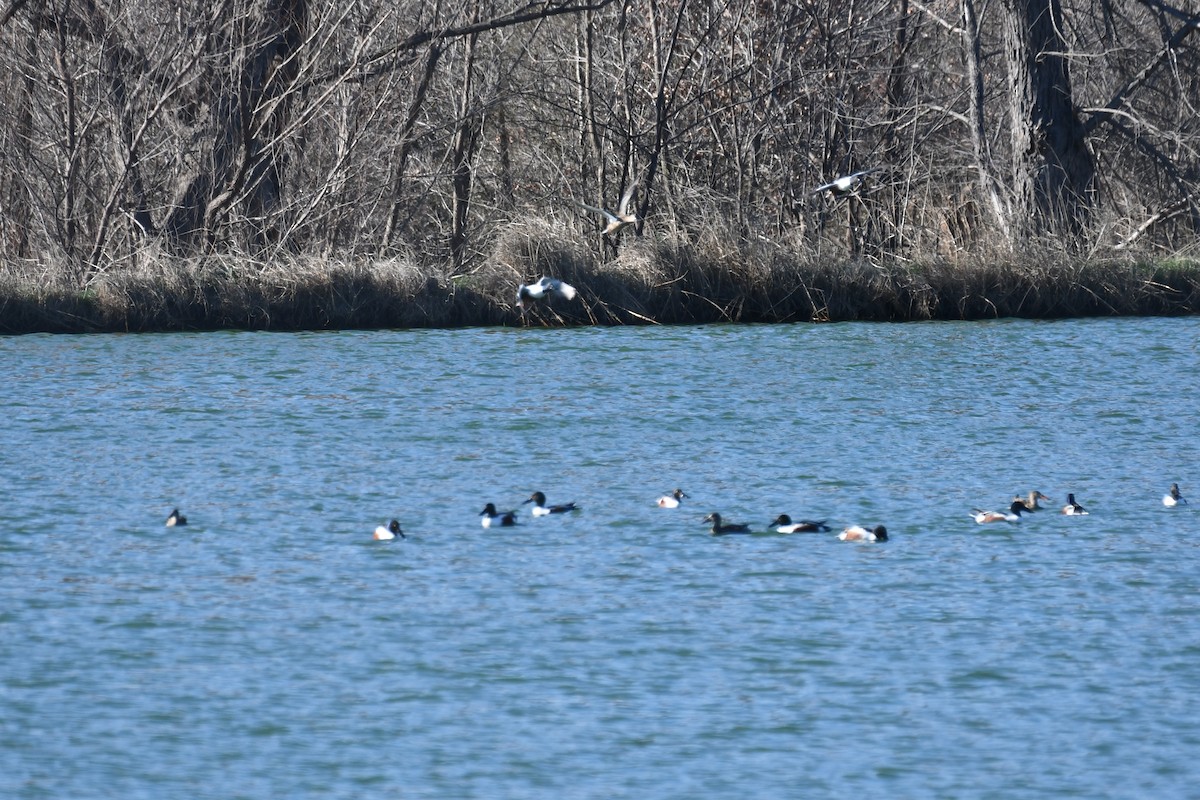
[1061,494,1089,515]
[970,501,1027,524]
[523,491,579,516]
[373,519,405,540]
[769,514,830,533]
[811,167,881,197]
[516,276,577,309]
[1013,491,1052,511]
[480,503,519,528]
[1163,483,1187,507]
[165,508,187,527]
[838,524,888,542]
[703,512,751,535]
[656,488,688,508]
[578,177,640,236]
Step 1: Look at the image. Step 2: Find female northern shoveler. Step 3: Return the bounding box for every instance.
[373,519,404,540]
[1163,483,1187,507]
[480,503,519,528]
[1061,494,1089,515]
[769,514,830,533]
[1013,491,1052,511]
[704,513,751,535]
[838,524,888,542]
[657,488,688,508]
[523,491,579,516]
[970,501,1027,524]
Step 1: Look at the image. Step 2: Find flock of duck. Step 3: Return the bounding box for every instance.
[163,483,1187,542]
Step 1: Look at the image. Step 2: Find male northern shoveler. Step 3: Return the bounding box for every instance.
[704,512,751,535]
[480,503,519,528]
[516,276,577,309]
[970,501,1027,524]
[657,488,688,508]
[373,519,405,540]
[1013,491,1052,511]
[769,514,830,533]
[165,508,187,527]
[523,491,579,517]
[1163,483,1187,507]
[1061,494,1089,515]
[839,524,888,542]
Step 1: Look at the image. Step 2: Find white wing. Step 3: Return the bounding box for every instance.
[578,202,620,225]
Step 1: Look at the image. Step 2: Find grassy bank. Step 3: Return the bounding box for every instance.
[2,224,1198,334]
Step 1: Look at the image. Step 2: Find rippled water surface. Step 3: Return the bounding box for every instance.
[2,319,1199,798]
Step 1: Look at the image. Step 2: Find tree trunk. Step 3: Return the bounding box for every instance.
[165,0,308,253]
[1001,0,1095,241]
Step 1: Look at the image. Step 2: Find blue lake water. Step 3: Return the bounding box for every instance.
[2,318,1198,798]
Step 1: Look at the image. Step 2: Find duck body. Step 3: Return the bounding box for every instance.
[480,503,519,528]
[1013,491,1051,511]
[524,491,579,516]
[1163,483,1187,507]
[970,501,1027,524]
[839,525,888,542]
[578,178,640,236]
[373,519,405,540]
[165,508,187,527]
[657,488,688,508]
[811,167,881,196]
[1061,494,1089,515]
[769,514,830,533]
[704,512,751,535]
[516,276,577,309]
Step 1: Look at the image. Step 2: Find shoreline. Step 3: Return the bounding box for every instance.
[2,248,1198,335]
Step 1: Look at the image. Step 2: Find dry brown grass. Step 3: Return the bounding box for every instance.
[1,226,1197,334]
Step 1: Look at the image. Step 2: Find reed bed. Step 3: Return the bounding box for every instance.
[1,225,1197,334]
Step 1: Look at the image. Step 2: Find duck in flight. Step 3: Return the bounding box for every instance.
[578,177,640,236]
[811,167,881,197]
[516,276,577,309]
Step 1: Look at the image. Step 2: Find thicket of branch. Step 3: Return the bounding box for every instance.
[1,0,1198,291]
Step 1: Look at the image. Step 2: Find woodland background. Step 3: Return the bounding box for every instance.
[0,0,1197,326]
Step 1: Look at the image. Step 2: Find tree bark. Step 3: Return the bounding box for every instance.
[1001,0,1095,240]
